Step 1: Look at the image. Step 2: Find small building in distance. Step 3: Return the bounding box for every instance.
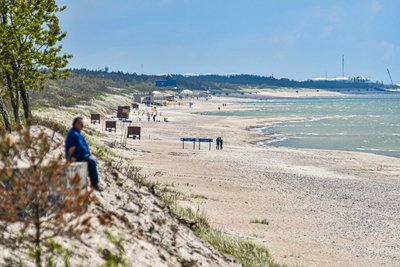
[155,75,177,87]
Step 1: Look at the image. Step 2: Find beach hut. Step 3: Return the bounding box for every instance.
[151,90,169,106]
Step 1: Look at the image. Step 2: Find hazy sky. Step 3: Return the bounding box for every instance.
[58,0,399,83]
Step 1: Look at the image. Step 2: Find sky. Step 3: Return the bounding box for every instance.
[58,0,400,83]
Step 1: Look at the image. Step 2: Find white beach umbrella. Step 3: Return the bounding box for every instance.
[180,89,193,96]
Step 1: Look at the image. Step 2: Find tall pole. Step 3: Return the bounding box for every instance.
[387,68,393,85]
[342,54,344,78]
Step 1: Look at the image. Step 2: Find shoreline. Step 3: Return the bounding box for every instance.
[212,95,400,160]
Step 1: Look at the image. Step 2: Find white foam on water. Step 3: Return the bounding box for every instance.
[355,147,400,152]
[265,136,288,144]
[356,147,381,151]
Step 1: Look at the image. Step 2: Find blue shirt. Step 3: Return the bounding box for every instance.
[65,128,91,161]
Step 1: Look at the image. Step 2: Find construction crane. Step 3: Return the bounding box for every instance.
[387,68,393,85]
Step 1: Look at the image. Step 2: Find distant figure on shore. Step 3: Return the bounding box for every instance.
[218,107,220,111]
[65,117,104,191]
[216,136,223,150]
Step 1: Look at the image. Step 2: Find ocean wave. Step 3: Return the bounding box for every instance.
[356,147,381,151]
[251,127,265,133]
[305,133,320,136]
[252,119,307,133]
[356,147,400,152]
[271,119,307,125]
[309,116,331,122]
[265,136,288,144]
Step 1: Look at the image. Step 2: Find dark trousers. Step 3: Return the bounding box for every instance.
[85,155,99,186]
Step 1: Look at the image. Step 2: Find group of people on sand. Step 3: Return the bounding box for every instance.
[218,103,227,111]
[216,136,223,150]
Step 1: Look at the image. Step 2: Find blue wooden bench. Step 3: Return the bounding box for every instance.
[180,138,213,150]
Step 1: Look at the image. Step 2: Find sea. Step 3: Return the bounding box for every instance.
[207,93,400,158]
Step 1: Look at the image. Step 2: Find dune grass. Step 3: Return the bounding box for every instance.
[196,226,281,267]
[190,193,209,200]
[250,219,270,225]
[159,188,283,267]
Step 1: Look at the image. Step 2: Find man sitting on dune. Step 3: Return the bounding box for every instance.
[65,116,104,191]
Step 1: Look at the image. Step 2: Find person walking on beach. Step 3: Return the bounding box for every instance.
[220,137,224,150]
[65,117,104,191]
[216,137,220,150]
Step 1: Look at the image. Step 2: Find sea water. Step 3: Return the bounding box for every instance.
[208,94,400,158]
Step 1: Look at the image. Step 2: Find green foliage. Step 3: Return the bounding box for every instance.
[97,231,128,267]
[45,239,71,267]
[190,193,208,200]
[0,0,71,129]
[123,165,152,187]
[250,219,270,225]
[0,0,71,88]
[87,137,118,164]
[196,226,281,267]
[31,116,70,136]
[82,125,104,137]
[3,256,25,267]
[30,75,112,108]
[174,206,210,229]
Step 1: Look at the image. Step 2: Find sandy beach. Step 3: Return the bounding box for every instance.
[83,92,400,267]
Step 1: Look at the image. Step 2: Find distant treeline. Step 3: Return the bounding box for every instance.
[69,68,386,92]
[30,68,392,109]
[175,74,376,90]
